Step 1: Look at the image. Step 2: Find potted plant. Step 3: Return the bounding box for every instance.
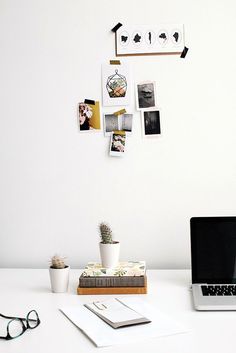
[49,255,70,293]
[99,222,120,268]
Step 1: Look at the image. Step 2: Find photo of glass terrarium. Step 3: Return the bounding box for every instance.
[102,63,130,106]
[106,69,127,98]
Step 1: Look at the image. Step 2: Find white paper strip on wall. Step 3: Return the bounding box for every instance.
[116,24,185,56]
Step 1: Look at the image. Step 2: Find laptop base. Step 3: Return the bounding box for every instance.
[192,284,236,311]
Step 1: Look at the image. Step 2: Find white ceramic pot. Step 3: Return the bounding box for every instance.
[99,242,120,268]
[49,266,70,293]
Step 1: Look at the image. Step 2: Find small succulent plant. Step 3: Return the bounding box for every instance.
[99,222,114,244]
[50,255,67,269]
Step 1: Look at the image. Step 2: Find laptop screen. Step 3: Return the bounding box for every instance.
[190,217,236,284]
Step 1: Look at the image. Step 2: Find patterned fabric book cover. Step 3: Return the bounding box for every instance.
[79,261,146,288]
[81,261,146,277]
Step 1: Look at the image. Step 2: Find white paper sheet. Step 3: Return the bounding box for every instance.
[60,297,189,347]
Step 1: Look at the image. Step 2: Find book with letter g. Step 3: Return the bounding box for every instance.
[84,298,151,329]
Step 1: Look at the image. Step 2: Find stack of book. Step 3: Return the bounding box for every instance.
[77,261,147,295]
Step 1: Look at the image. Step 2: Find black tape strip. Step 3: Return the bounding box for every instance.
[180,46,189,58]
[111,23,123,32]
[84,99,95,105]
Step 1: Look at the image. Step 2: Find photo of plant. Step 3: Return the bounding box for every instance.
[110,132,126,157]
[111,133,125,152]
[106,69,127,98]
[102,63,131,106]
[78,101,101,132]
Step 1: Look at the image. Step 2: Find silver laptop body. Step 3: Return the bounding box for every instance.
[190,217,236,311]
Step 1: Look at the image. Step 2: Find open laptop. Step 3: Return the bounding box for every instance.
[190,217,236,310]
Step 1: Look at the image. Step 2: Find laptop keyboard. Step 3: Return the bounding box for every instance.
[201,285,236,296]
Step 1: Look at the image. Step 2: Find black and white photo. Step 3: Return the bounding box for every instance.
[142,109,161,137]
[120,114,133,134]
[136,81,156,110]
[104,113,133,136]
[104,114,119,136]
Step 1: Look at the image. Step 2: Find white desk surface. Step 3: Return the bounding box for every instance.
[0,269,235,353]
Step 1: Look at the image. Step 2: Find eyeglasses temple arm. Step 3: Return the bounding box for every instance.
[0,313,18,320]
[0,313,38,322]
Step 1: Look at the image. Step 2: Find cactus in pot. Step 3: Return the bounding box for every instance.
[99,222,120,268]
[49,254,70,293]
[50,255,67,269]
[99,223,114,244]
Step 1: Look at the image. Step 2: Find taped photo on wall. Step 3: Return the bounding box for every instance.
[109,131,126,156]
[142,109,161,137]
[102,63,131,106]
[136,81,157,110]
[104,113,133,136]
[77,101,101,132]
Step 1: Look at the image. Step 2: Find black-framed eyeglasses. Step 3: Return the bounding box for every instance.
[0,310,40,340]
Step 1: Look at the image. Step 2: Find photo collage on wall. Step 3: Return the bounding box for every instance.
[76,23,186,156]
[77,62,161,156]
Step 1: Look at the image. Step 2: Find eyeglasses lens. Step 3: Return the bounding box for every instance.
[27,310,39,328]
[8,319,23,338]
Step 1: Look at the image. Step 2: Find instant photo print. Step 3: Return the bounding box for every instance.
[109,131,126,157]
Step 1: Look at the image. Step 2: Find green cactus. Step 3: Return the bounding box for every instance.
[50,255,66,269]
[99,222,113,244]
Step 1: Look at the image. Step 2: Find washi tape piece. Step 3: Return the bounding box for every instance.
[84,99,95,105]
[114,109,126,116]
[110,60,121,65]
[113,130,126,135]
[111,23,123,33]
[180,46,189,58]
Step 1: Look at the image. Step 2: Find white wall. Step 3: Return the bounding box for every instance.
[0,0,236,268]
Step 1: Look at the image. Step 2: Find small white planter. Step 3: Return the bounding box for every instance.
[49,266,70,293]
[99,242,120,268]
